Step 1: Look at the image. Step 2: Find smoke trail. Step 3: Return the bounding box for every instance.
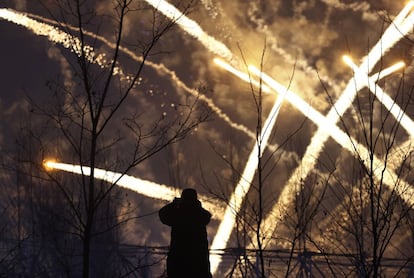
[13,9,269,150]
[0,9,129,79]
[247,2,341,94]
[321,0,379,22]
[44,161,223,218]
[0,6,231,218]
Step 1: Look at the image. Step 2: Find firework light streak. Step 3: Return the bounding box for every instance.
[0,8,132,80]
[213,58,271,93]
[3,0,414,275]
[358,1,414,70]
[253,2,414,246]
[1,6,268,232]
[44,161,178,200]
[1,5,279,272]
[319,137,414,243]
[43,161,222,217]
[209,70,288,273]
[144,0,234,62]
[9,9,269,150]
[343,56,414,135]
[249,66,414,240]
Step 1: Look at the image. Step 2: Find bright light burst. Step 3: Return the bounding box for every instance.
[43,159,58,171]
[4,0,414,276]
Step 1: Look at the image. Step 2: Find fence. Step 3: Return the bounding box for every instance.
[0,240,413,277]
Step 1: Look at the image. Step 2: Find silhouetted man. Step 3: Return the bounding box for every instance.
[159,188,213,278]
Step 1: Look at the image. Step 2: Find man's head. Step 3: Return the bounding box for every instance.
[181,188,198,203]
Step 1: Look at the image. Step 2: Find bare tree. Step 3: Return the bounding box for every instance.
[317,55,414,277]
[204,46,307,277]
[13,0,211,277]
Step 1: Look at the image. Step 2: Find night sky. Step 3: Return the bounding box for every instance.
[1,0,414,275]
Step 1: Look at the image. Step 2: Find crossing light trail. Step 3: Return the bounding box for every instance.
[248,66,414,245]
[1,8,259,273]
[358,1,414,71]
[43,160,223,218]
[209,70,288,274]
[342,56,414,136]
[5,0,414,275]
[318,137,414,245]
[1,9,270,268]
[255,1,414,246]
[211,57,407,259]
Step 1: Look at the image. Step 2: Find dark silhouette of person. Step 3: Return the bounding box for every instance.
[159,188,213,278]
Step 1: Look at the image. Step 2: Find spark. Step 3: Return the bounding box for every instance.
[210,79,287,273]
[9,9,268,149]
[43,159,58,171]
[144,0,234,62]
[147,61,264,144]
[0,9,128,79]
[43,160,222,217]
[346,58,406,81]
